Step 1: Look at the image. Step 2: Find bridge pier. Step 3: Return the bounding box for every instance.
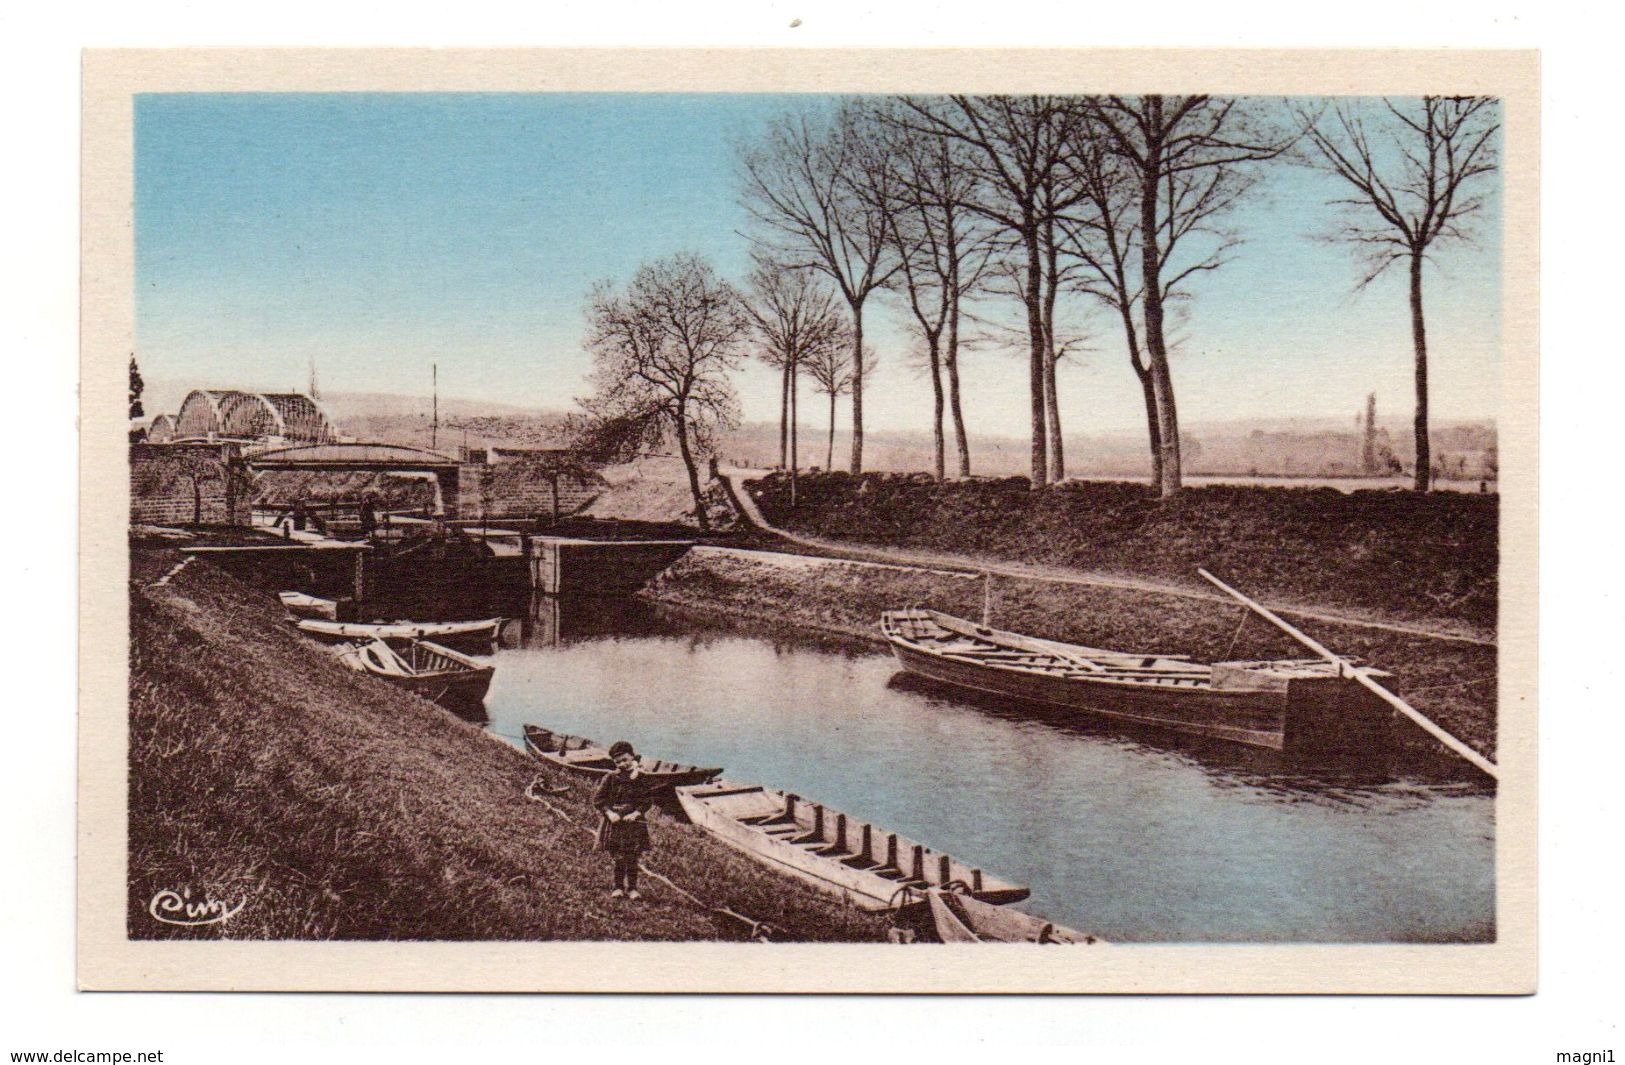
[525,536,694,596]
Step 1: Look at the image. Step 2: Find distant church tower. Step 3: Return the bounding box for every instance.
[308,355,321,401]
[1361,393,1377,473]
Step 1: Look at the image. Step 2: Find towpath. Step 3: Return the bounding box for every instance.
[719,469,1496,648]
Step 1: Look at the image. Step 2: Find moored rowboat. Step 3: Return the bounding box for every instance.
[926,889,1102,945]
[298,617,502,654]
[522,725,722,789]
[335,638,494,707]
[880,608,1393,756]
[279,590,339,620]
[675,779,1027,912]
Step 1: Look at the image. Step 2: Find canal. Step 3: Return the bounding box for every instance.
[482,596,1495,943]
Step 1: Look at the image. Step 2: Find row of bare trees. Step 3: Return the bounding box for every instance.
[573,95,1499,516]
[738,93,1499,495]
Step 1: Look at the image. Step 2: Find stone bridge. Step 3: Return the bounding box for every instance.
[248,442,464,516]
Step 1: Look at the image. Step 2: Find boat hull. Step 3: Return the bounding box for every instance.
[522,726,721,789]
[677,780,1027,912]
[927,890,1102,945]
[887,639,1288,749]
[279,591,339,621]
[299,617,501,655]
[336,638,494,708]
[378,669,493,706]
[882,610,1393,758]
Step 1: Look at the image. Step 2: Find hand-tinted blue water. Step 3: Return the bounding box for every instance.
[483,604,1494,942]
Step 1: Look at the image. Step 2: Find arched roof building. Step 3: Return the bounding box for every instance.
[146,413,178,444]
[169,389,337,446]
[261,393,337,444]
[173,389,235,440]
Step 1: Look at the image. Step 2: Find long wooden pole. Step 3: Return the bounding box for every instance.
[1197,568,1498,782]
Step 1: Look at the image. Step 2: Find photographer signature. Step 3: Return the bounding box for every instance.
[148,887,246,926]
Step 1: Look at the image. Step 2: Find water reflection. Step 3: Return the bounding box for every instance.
[481,594,1495,943]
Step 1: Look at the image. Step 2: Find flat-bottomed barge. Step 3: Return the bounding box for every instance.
[880,608,1393,757]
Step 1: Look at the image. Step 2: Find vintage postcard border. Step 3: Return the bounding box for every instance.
[80,47,1538,993]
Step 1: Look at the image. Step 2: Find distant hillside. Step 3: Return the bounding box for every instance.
[333,403,1496,482]
[716,418,1497,481]
[141,378,1492,481]
[336,409,572,453]
[317,391,547,422]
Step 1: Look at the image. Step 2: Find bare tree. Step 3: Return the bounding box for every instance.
[1058,124,1164,485]
[1035,170,1106,483]
[739,101,903,475]
[894,95,1092,487]
[745,258,847,506]
[971,219,1095,483]
[1299,96,1500,492]
[1088,95,1296,496]
[804,331,855,473]
[868,103,999,479]
[579,253,749,531]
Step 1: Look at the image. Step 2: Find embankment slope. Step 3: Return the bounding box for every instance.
[746,473,1498,636]
[128,554,888,943]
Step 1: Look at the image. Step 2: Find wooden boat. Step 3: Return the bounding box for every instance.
[926,889,1102,945]
[297,617,502,654]
[279,590,339,620]
[675,779,1028,912]
[880,608,1393,756]
[335,638,494,706]
[522,725,722,789]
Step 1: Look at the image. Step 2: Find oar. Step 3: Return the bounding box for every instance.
[1197,568,1499,783]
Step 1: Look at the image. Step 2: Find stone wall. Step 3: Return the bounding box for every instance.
[130,443,251,526]
[455,456,605,522]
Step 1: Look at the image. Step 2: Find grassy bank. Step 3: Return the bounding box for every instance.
[128,551,890,942]
[645,549,1498,762]
[748,473,1498,635]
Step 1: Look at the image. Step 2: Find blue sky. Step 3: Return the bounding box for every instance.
[135,92,1502,435]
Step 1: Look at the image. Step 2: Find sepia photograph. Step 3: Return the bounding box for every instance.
[79,47,1537,994]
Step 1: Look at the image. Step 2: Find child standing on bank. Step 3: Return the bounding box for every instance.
[593,741,654,899]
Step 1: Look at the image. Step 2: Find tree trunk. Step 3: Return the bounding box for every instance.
[1022,223,1049,488]
[1042,216,1065,483]
[946,299,970,478]
[849,303,865,475]
[1117,301,1162,487]
[1409,250,1431,493]
[1137,364,1163,488]
[778,359,790,470]
[674,408,710,533]
[789,361,799,507]
[1043,357,1063,483]
[1139,133,1182,498]
[827,391,837,472]
[928,336,945,481]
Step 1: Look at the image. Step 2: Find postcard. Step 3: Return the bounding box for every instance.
[81,47,1537,992]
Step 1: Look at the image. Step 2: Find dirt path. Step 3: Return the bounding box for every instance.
[721,469,1496,648]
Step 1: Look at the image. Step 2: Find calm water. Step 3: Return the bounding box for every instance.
[482,598,1495,942]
